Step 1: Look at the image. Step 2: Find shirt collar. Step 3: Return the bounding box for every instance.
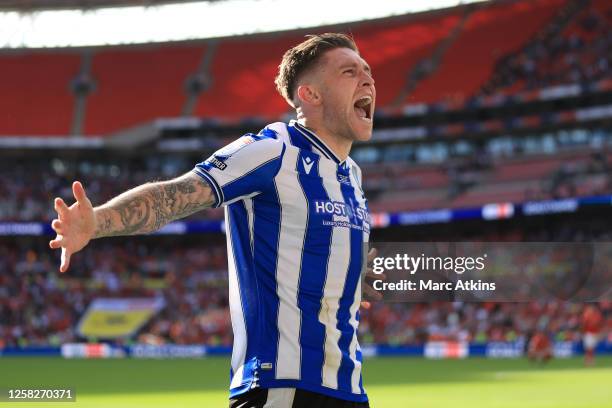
[290,120,346,166]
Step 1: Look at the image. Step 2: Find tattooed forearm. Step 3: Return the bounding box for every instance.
[93,172,215,238]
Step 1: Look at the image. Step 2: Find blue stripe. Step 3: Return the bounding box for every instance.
[287,123,313,152]
[357,348,364,394]
[221,153,283,203]
[229,357,259,398]
[335,166,365,392]
[252,178,283,379]
[227,202,258,391]
[258,127,279,140]
[293,121,341,164]
[295,151,332,386]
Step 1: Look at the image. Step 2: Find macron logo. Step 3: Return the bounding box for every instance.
[302,157,314,175]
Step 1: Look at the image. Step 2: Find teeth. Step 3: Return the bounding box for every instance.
[354,95,373,121]
[355,96,372,107]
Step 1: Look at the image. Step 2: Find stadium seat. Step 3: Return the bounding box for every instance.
[193,35,302,121]
[194,11,463,120]
[406,0,567,104]
[0,52,80,135]
[85,44,204,135]
[354,10,462,107]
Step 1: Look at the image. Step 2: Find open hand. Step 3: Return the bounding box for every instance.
[361,247,385,309]
[49,181,95,273]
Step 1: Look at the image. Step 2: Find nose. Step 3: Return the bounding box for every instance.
[360,69,375,89]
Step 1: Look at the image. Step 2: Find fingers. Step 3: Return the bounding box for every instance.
[49,238,61,249]
[363,247,383,305]
[49,234,72,273]
[51,186,80,274]
[366,270,386,281]
[49,234,63,249]
[367,247,378,261]
[54,198,69,219]
[72,181,90,205]
[60,247,71,273]
[51,219,63,234]
[363,282,383,301]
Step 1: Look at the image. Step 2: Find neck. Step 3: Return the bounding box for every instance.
[296,116,351,161]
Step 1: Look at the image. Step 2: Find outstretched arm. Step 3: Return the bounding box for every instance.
[49,171,214,272]
[92,172,214,238]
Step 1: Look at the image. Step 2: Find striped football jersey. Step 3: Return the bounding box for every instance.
[193,120,370,402]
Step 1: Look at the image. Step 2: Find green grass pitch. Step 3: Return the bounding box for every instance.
[0,356,610,407]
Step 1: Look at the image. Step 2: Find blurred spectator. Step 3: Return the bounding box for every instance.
[0,221,610,348]
[483,1,612,94]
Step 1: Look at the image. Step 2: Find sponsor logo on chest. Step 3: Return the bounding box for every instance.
[314,199,369,222]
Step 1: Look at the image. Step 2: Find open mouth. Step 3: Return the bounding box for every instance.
[354,95,373,122]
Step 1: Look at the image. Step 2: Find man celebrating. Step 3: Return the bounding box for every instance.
[50,33,375,407]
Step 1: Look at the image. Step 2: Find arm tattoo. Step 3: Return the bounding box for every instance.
[93,172,215,238]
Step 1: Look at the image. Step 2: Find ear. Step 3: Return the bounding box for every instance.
[296,84,322,107]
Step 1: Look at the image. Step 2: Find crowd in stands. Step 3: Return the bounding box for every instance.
[1,219,611,349]
[4,0,612,136]
[0,238,230,348]
[0,156,222,222]
[483,0,612,94]
[359,301,610,345]
[4,1,612,354]
[4,138,612,222]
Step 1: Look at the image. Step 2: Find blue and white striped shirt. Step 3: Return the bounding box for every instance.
[193,120,370,402]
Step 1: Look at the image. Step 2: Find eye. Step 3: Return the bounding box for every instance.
[343,69,355,75]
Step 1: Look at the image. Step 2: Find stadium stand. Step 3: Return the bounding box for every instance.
[4,0,604,135]
[332,8,464,107]
[0,238,231,347]
[406,0,567,104]
[361,300,611,345]
[1,0,611,356]
[3,142,609,221]
[85,45,205,135]
[1,217,610,348]
[193,35,301,121]
[483,0,612,94]
[0,51,80,135]
[3,132,610,221]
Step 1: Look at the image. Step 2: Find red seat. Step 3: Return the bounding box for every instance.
[0,52,80,135]
[407,0,566,104]
[85,44,204,135]
[194,35,302,121]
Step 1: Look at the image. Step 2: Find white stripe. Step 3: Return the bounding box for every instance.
[262,388,296,408]
[266,122,292,145]
[206,137,283,190]
[318,159,351,390]
[243,197,255,254]
[349,278,362,393]
[226,209,247,388]
[274,146,307,380]
[224,191,259,207]
[348,162,368,393]
[229,364,244,390]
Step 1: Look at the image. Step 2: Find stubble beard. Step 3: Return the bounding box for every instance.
[322,102,356,144]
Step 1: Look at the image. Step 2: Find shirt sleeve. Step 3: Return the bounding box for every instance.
[192,134,285,208]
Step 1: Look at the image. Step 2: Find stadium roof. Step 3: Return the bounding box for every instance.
[0,0,489,48]
[0,0,208,11]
